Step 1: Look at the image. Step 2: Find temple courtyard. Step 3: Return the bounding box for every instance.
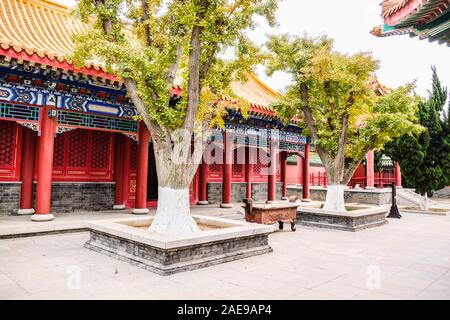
[0,206,449,300]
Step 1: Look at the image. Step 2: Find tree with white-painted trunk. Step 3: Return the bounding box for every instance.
[266,35,422,212]
[71,0,279,233]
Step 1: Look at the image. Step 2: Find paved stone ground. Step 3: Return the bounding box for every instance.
[1,210,449,300]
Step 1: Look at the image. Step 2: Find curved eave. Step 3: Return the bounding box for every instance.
[0,46,118,81]
[387,0,450,28]
[371,20,450,46]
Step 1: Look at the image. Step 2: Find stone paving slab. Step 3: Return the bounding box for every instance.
[0,211,449,300]
[0,206,247,239]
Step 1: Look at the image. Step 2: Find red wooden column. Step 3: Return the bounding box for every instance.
[221,131,233,208]
[32,107,57,221]
[302,144,311,202]
[267,141,277,204]
[281,151,288,200]
[113,134,125,210]
[18,128,36,215]
[198,160,209,205]
[366,150,375,189]
[297,154,303,186]
[245,146,253,199]
[133,123,150,214]
[394,161,402,188]
[122,137,131,206]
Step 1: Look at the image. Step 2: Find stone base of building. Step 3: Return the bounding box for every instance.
[287,186,392,206]
[84,216,273,276]
[0,182,115,216]
[45,183,115,213]
[297,206,389,232]
[207,182,283,204]
[0,183,21,216]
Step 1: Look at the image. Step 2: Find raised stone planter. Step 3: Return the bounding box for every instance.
[287,186,392,206]
[297,205,389,232]
[85,215,274,276]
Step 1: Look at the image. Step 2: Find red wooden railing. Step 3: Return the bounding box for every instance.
[310,171,396,189]
[348,172,396,189]
[310,172,327,188]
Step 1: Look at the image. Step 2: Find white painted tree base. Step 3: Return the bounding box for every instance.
[420,194,429,211]
[323,185,347,212]
[149,187,200,234]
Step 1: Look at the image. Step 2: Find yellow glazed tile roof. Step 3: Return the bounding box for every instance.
[0,0,279,112]
[0,0,139,70]
[231,73,279,115]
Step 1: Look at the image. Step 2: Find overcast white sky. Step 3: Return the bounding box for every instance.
[57,0,449,98]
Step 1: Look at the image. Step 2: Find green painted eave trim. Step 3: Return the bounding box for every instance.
[393,0,448,28]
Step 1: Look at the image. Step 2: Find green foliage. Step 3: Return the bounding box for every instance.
[385,67,450,196]
[70,0,279,130]
[265,34,422,182]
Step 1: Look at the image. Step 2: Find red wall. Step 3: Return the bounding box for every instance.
[286,163,326,185]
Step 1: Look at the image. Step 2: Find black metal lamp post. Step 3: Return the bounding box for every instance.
[387,182,402,219]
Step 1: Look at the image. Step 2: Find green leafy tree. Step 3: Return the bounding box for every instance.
[266,34,422,211]
[71,0,279,233]
[385,67,449,209]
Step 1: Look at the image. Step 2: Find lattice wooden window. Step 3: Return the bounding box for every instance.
[252,151,280,180]
[90,132,110,169]
[0,122,16,167]
[232,148,244,179]
[53,135,66,168]
[210,163,222,173]
[253,151,269,177]
[129,141,138,171]
[68,130,88,168]
[0,121,20,180]
[206,147,223,180]
[52,129,113,181]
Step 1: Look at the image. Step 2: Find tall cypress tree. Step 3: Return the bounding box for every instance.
[442,99,450,185]
[385,67,449,208]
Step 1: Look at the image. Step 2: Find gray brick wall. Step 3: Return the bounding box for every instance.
[46,183,115,213]
[1,182,115,216]
[207,182,283,204]
[0,183,21,216]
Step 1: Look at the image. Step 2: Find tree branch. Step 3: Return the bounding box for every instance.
[183,0,211,131]
[183,25,202,132]
[123,78,163,137]
[95,0,113,34]
[166,43,183,85]
[300,84,319,142]
[343,159,363,185]
[141,0,152,47]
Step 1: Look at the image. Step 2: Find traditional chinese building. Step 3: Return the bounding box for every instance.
[0,0,401,221]
[371,0,450,46]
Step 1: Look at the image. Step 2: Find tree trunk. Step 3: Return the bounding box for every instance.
[148,125,209,234]
[150,184,199,234]
[322,157,347,212]
[149,135,201,234]
[420,194,429,211]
